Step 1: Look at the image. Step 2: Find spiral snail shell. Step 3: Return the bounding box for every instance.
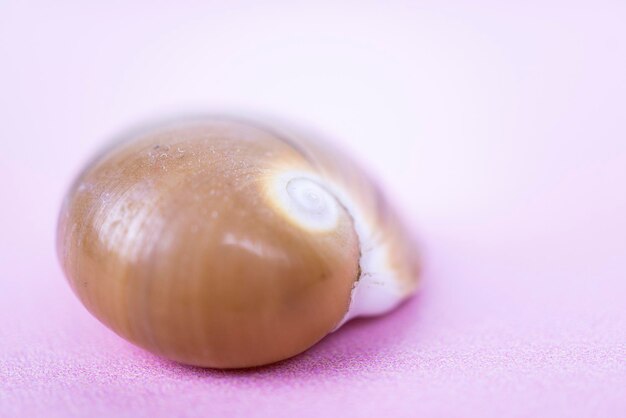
[57,117,420,369]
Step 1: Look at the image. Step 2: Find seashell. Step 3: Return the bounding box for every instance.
[56,117,420,368]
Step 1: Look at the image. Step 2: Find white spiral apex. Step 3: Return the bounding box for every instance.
[269,172,340,232]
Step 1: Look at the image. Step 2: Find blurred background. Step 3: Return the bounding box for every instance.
[1,1,625,417]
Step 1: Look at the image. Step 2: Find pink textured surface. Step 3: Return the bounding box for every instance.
[1,2,625,417]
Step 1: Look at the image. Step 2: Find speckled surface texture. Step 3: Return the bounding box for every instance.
[1,1,626,417]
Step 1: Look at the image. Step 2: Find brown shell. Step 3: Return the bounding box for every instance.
[57,117,418,368]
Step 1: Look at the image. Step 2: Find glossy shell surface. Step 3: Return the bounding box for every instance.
[57,118,419,368]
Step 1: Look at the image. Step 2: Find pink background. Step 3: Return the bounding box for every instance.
[1,1,625,417]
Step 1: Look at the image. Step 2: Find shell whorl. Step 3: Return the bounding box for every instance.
[260,122,419,327]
